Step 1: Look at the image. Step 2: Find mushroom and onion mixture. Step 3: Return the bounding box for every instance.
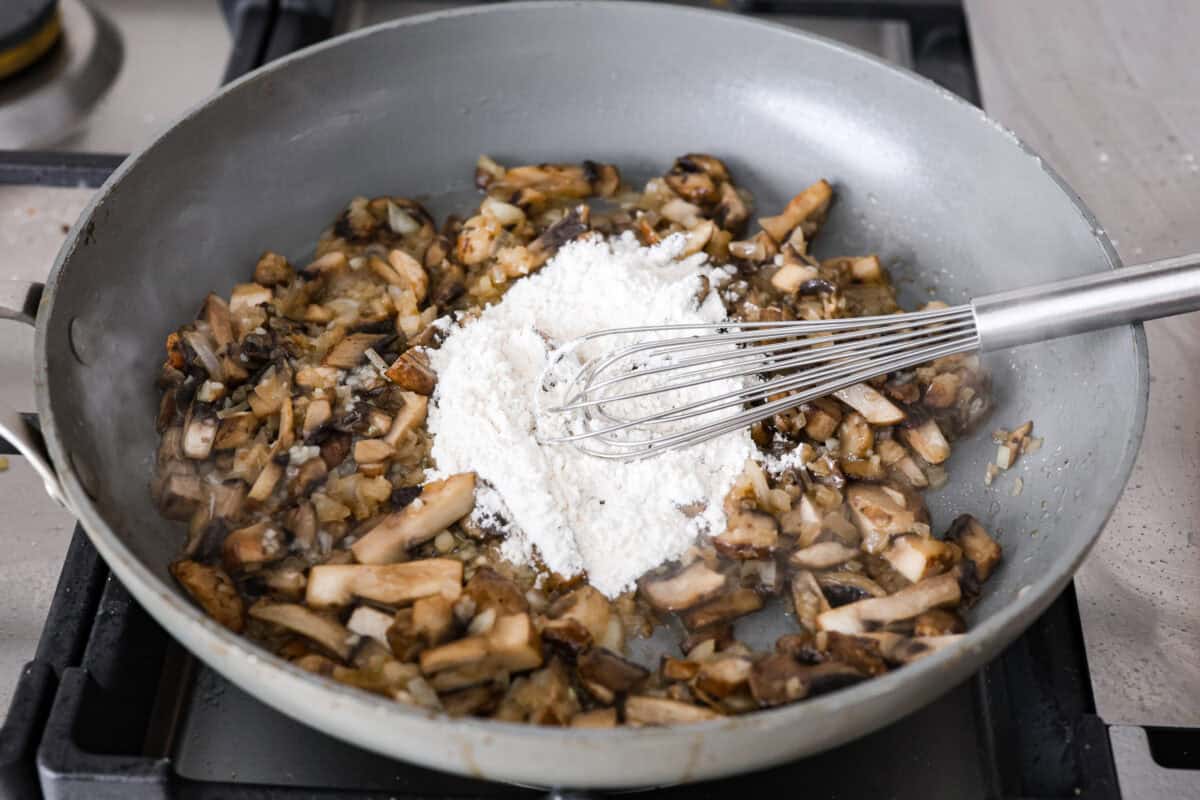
[155,154,1001,726]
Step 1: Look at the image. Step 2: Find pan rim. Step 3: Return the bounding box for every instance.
[32,0,1149,785]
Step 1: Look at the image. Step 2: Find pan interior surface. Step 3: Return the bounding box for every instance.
[35,2,1145,788]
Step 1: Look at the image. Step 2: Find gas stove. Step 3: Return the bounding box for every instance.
[0,2,1194,798]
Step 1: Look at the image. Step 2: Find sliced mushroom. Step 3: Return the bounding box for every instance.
[171,559,245,633]
[945,514,1002,581]
[694,656,752,699]
[411,594,457,646]
[815,571,888,607]
[222,521,287,571]
[353,438,394,464]
[570,708,618,728]
[847,483,920,554]
[546,585,610,644]
[384,349,436,395]
[623,696,719,726]
[382,391,428,447]
[816,572,961,634]
[662,657,701,682]
[713,510,779,559]
[158,472,205,520]
[790,570,830,634]
[387,249,429,303]
[419,612,542,677]
[748,653,808,707]
[681,587,764,630]
[229,282,273,313]
[838,412,874,459]
[758,179,833,243]
[540,616,593,654]
[465,567,530,617]
[441,685,500,718]
[823,631,887,676]
[833,383,906,425]
[882,534,961,583]
[183,407,219,460]
[495,658,580,725]
[886,634,964,664]
[901,418,951,465]
[249,601,355,660]
[324,332,390,369]
[352,473,476,564]
[306,559,463,608]
[639,561,728,612]
[714,181,750,232]
[788,541,860,570]
[802,397,843,441]
[913,608,966,637]
[253,251,293,286]
[578,648,650,694]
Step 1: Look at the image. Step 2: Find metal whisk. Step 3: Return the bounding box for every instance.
[537,254,1200,459]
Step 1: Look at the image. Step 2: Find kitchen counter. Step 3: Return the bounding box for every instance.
[967,0,1200,730]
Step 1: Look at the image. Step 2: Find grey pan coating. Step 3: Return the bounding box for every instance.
[29,1,1145,788]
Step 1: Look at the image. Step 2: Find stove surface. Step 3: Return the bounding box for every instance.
[0,1,1196,798]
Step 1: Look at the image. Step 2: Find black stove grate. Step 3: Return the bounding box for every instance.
[0,1,1125,797]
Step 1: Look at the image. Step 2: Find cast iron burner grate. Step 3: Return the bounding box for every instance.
[0,1,1126,797]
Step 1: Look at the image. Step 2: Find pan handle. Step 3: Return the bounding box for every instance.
[0,281,70,508]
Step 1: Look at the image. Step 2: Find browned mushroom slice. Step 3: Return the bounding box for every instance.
[815,571,888,607]
[802,397,843,441]
[713,510,779,559]
[351,473,476,564]
[182,407,219,460]
[382,391,429,447]
[887,634,964,664]
[662,656,701,682]
[913,608,966,637]
[640,561,728,612]
[833,383,906,425]
[714,181,750,233]
[817,573,961,634]
[824,631,887,676]
[215,413,259,451]
[384,349,436,395]
[694,656,752,699]
[923,372,961,408]
[748,653,808,706]
[681,587,764,630]
[158,472,204,520]
[229,282,273,312]
[882,534,961,583]
[623,696,720,726]
[545,585,610,644]
[222,521,287,571]
[495,658,580,725]
[578,647,650,696]
[789,569,831,635]
[324,332,390,369]
[758,179,833,243]
[847,483,920,554]
[570,708,618,728]
[253,251,293,286]
[945,514,1002,581]
[465,567,530,617]
[788,541,860,571]
[487,162,602,199]
[527,205,590,266]
[353,438,394,464]
[306,559,463,608]
[419,612,542,677]
[679,624,735,656]
[249,601,355,660]
[441,685,500,718]
[411,594,457,646]
[170,559,245,633]
[388,249,429,303]
[540,616,593,654]
[901,418,951,465]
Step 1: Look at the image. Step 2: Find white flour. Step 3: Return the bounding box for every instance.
[426,232,757,597]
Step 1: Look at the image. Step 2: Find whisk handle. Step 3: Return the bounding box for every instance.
[971,253,1200,351]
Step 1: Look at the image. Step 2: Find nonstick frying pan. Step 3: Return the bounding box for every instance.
[0,2,1146,788]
